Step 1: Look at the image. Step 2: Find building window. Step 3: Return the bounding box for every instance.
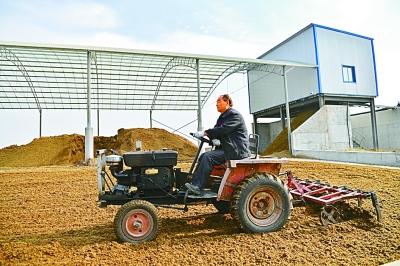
[342,65,356,83]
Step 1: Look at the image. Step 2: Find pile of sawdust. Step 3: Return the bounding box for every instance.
[0,134,86,167]
[261,108,318,156]
[262,150,295,158]
[111,128,197,161]
[0,128,197,167]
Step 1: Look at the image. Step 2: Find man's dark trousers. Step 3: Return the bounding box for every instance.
[191,149,225,189]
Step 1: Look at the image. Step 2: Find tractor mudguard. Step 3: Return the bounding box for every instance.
[217,157,288,201]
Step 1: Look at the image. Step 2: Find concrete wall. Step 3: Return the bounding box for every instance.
[256,120,285,153]
[255,105,400,167]
[257,105,352,152]
[351,108,400,150]
[292,105,352,150]
[292,149,400,167]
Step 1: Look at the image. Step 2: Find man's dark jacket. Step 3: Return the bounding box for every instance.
[205,108,251,160]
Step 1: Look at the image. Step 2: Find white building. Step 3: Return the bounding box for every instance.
[248,24,379,152]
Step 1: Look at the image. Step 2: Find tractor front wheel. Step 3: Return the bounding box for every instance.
[230,172,292,233]
[114,200,160,243]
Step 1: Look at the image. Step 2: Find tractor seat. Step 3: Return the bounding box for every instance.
[248,134,259,159]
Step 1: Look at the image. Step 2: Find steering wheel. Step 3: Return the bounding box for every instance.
[190,132,211,145]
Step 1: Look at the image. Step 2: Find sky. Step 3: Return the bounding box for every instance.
[0,0,399,149]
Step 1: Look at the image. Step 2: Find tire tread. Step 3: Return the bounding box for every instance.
[113,199,161,243]
[230,172,293,233]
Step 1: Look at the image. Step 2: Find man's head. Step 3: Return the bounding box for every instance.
[216,94,233,113]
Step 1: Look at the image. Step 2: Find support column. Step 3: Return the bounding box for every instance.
[252,114,258,135]
[283,66,292,153]
[370,98,379,149]
[150,110,153,128]
[196,59,203,132]
[39,109,42,137]
[319,95,325,108]
[85,51,94,161]
[97,109,100,136]
[196,59,204,152]
[280,106,286,130]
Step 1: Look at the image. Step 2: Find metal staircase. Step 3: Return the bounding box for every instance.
[352,130,365,149]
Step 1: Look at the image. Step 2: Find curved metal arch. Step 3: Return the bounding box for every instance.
[202,63,285,108]
[0,46,41,110]
[150,57,197,110]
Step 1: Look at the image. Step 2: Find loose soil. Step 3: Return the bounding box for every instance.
[0,128,399,265]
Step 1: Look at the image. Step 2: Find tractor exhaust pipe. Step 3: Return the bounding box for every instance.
[109,164,129,179]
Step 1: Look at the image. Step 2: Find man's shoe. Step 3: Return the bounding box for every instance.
[185,183,202,195]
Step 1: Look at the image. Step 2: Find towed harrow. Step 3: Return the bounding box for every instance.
[281,170,382,226]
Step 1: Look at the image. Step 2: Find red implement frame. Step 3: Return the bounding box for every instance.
[283,170,382,225]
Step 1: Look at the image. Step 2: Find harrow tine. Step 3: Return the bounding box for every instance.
[370,191,382,222]
[357,188,362,207]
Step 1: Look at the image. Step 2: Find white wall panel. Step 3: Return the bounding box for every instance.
[286,67,319,100]
[261,27,316,64]
[249,66,318,113]
[249,27,318,113]
[249,71,284,113]
[316,27,377,96]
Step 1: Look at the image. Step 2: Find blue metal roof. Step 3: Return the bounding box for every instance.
[258,23,374,59]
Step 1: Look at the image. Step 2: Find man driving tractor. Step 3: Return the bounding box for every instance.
[185,94,251,195]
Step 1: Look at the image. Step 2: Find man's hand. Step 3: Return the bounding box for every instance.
[193,131,205,138]
[212,139,221,146]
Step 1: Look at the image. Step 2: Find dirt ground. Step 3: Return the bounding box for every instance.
[0,128,399,265]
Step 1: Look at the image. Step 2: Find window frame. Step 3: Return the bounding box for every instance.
[342,65,356,83]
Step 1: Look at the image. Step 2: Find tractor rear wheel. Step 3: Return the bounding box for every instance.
[114,200,160,243]
[230,172,292,233]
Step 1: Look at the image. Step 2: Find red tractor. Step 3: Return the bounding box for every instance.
[96,134,293,243]
[96,134,381,243]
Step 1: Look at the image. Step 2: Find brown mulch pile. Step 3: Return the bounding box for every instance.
[0,128,197,167]
[261,108,318,156]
